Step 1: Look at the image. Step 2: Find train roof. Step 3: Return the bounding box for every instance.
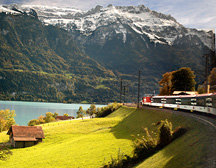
[152,93,216,99]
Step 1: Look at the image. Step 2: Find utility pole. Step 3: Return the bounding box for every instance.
[123,86,126,104]
[120,78,122,103]
[204,54,209,93]
[137,70,141,109]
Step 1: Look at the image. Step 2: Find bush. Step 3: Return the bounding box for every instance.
[102,120,187,168]
[103,148,129,168]
[44,112,55,123]
[28,119,40,126]
[38,115,45,124]
[172,126,188,140]
[133,128,157,160]
[53,112,59,118]
[158,119,173,147]
[28,112,56,126]
[96,102,122,117]
[0,143,12,161]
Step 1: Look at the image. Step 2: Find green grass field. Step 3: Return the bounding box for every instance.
[0,106,212,168]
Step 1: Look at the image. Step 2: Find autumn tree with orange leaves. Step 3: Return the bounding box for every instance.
[209,67,216,91]
[159,72,173,95]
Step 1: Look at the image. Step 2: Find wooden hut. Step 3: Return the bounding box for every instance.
[55,115,74,120]
[7,125,45,148]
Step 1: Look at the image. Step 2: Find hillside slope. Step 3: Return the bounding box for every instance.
[0,13,118,103]
[1,4,215,94]
[0,107,214,167]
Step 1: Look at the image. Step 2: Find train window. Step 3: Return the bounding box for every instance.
[212,96,216,108]
[181,98,191,105]
[175,99,181,105]
[191,98,197,106]
[196,97,205,106]
[152,98,161,103]
[161,98,166,104]
[206,97,212,107]
[166,98,175,104]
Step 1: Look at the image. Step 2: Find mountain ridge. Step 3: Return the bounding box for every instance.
[0,4,215,102]
[1,4,213,49]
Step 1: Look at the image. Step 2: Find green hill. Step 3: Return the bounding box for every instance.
[0,13,118,103]
[0,107,212,167]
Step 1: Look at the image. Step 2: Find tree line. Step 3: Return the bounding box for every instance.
[27,103,121,126]
[159,67,216,95]
[77,102,122,119]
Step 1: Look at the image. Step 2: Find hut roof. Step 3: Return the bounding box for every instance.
[173,91,198,95]
[7,125,45,141]
[55,116,74,120]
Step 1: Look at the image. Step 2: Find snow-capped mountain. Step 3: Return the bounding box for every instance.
[1,4,215,91]
[1,4,214,50]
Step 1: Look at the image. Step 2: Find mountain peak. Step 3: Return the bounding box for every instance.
[107,4,113,8]
[0,4,214,50]
[86,5,103,15]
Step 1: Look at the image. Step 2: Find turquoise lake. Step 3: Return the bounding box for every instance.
[0,101,106,126]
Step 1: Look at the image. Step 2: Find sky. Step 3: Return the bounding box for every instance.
[0,0,216,30]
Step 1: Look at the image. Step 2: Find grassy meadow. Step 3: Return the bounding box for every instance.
[0,106,212,168]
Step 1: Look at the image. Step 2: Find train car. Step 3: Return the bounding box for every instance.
[142,96,152,105]
[142,93,216,116]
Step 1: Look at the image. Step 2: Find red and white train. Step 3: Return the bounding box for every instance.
[142,93,216,115]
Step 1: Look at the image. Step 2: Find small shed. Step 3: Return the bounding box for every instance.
[55,116,74,120]
[7,125,45,148]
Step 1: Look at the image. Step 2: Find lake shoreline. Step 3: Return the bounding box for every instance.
[0,101,106,126]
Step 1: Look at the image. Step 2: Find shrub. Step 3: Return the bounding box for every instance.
[38,115,45,124]
[0,143,12,161]
[96,102,122,117]
[158,119,173,147]
[53,112,59,118]
[102,120,187,168]
[28,119,40,126]
[44,112,55,123]
[133,128,157,160]
[172,126,188,140]
[28,112,56,126]
[103,148,131,168]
